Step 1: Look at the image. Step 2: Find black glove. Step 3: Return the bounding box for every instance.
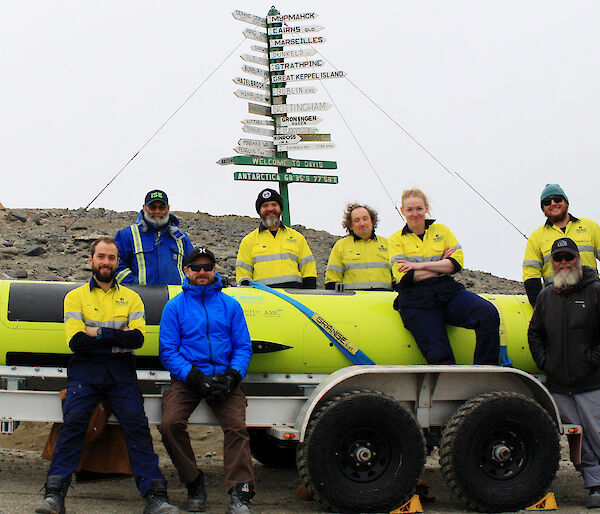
[185,367,213,397]
[206,367,242,402]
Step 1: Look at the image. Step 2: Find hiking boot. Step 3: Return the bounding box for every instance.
[184,471,207,512]
[588,487,600,509]
[35,475,68,514]
[143,479,180,514]
[226,482,255,514]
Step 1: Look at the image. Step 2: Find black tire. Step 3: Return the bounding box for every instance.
[440,391,560,512]
[248,428,297,468]
[297,389,426,512]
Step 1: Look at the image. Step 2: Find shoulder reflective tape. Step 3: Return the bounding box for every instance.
[130,225,147,285]
[523,260,543,269]
[116,268,132,283]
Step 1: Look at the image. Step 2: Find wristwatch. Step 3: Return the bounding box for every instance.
[96,327,103,340]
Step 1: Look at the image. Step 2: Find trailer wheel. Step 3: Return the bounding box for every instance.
[297,389,425,512]
[440,391,560,512]
[248,428,296,468]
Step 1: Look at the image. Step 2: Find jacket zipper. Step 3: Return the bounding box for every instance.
[201,287,214,374]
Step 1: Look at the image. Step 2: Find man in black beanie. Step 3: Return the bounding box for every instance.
[235,188,316,288]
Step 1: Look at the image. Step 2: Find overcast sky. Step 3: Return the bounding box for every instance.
[2,1,599,281]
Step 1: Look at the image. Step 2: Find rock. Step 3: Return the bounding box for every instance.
[11,270,27,279]
[35,237,49,244]
[0,247,19,256]
[6,211,27,222]
[24,245,45,256]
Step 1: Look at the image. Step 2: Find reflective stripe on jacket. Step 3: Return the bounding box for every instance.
[523,215,600,285]
[235,224,316,286]
[325,235,392,290]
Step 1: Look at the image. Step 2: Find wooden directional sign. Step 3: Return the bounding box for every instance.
[279,115,322,125]
[251,45,268,54]
[243,28,267,43]
[232,10,266,28]
[275,133,331,144]
[241,54,269,66]
[278,143,336,152]
[243,125,274,136]
[234,171,338,184]
[270,60,324,72]
[272,86,317,97]
[238,138,274,149]
[270,48,316,59]
[290,133,331,141]
[233,155,337,170]
[266,12,318,23]
[233,77,268,90]
[241,119,274,126]
[242,64,269,79]
[234,89,270,104]
[272,70,345,83]
[216,157,235,166]
[276,126,320,134]
[235,146,276,158]
[272,35,326,47]
[248,102,271,117]
[268,25,324,35]
[271,102,332,114]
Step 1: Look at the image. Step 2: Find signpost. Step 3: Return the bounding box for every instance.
[225,6,345,224]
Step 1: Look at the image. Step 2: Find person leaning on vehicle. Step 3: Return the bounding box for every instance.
[35,237,178,514]
[114,189,193,285]
[325,203,392,291]
[235,188,316,288]
[528,237,600,509]
[523,183,600,306]
[159,246,255,513]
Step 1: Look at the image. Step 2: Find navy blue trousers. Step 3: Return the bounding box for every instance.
[47,378,163,496]
[398,288,500,365]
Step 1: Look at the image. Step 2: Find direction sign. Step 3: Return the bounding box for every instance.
[271,102,332,114]
[238,138,274,149]
[272,86,317,97]
[216,157,235,166]
[248,102,271,117]
[234,171,338,184]
[271,70,345,83]
[234,89,270,104]
[241,54,269,66]
[266,12,318,23]
[235,146,276,158]
[233,155,337,170]
[269,48,317,59]
[251,45,268,54]
[273,134,301,145]
[289,133,331,141]
[276,126,320,134]
[277,143,336,152]
[270,35,326,47]
[241,119,274,126]
[242,64,269,79]
[270,60,324,72]
[232,10,266,28]
[279,115,322,125]
[233,77,268,90]
[243,28,267,43]
[268,25,324,35]
[243,125,274,136]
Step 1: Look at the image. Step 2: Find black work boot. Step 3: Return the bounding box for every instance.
[143,479,180,514]
[35,475,68,514]
[226,482,255,514]
[184,471,207,512]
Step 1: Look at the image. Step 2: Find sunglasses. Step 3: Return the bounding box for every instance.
[552,253,576,263]
[542,196,565,207]
[188,263,214,272]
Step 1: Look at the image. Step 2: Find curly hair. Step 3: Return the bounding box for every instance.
[342,203,378,235]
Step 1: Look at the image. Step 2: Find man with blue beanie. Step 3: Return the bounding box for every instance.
[523,184,600,305]
[159,246,254,513]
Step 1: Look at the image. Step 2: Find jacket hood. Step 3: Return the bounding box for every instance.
[181,273,223,295]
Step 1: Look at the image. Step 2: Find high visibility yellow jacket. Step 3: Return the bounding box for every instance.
[523,215,600,284]
[235,224,316,287]
[389,220,463,283]
[325,234,392,290]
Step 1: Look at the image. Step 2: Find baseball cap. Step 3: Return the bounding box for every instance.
[255,188,283,214]
[144,190,169,205]
[550,237,579,257]
[184,246,216,267]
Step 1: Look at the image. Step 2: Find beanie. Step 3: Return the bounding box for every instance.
[255,188,283,214]
[540,184,568,206]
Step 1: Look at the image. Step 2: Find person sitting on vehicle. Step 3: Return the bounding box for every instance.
[389,188,500,365]
[325,203,392,291]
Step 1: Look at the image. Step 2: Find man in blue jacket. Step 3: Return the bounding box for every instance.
[159,246,254,513]
[115,189,193,285]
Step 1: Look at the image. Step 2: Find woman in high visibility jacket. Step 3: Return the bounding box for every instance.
[389,189,500,365]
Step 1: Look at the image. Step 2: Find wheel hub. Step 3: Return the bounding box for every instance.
[353,445,373,463]
[491,443,511,462]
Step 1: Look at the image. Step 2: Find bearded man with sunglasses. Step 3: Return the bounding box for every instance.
[159,247,255,513]
[523,184,600,306]
[528,237,600,509]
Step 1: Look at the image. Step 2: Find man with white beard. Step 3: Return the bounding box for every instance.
[528,237,600,509]
[114,189,193,285]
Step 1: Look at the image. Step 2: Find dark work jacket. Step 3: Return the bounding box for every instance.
[528,266,600,394]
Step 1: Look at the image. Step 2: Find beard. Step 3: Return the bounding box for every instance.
[262,215,280,228]
[144,211,170,228]
[553,262,583,290]
[93,264,117,283]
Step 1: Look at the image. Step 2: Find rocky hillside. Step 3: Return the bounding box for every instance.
[0,208,524,294]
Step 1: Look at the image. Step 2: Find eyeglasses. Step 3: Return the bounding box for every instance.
[552,253,576,263]
[188,263,214,272]
[146,202,168,211]
[542,196,565,207]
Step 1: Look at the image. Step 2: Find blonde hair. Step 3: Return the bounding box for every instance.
[401,189,430,210]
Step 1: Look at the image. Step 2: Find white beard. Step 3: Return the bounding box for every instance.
[144,212,170,228]
[263,216,280,228]
[553,262,583,289]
